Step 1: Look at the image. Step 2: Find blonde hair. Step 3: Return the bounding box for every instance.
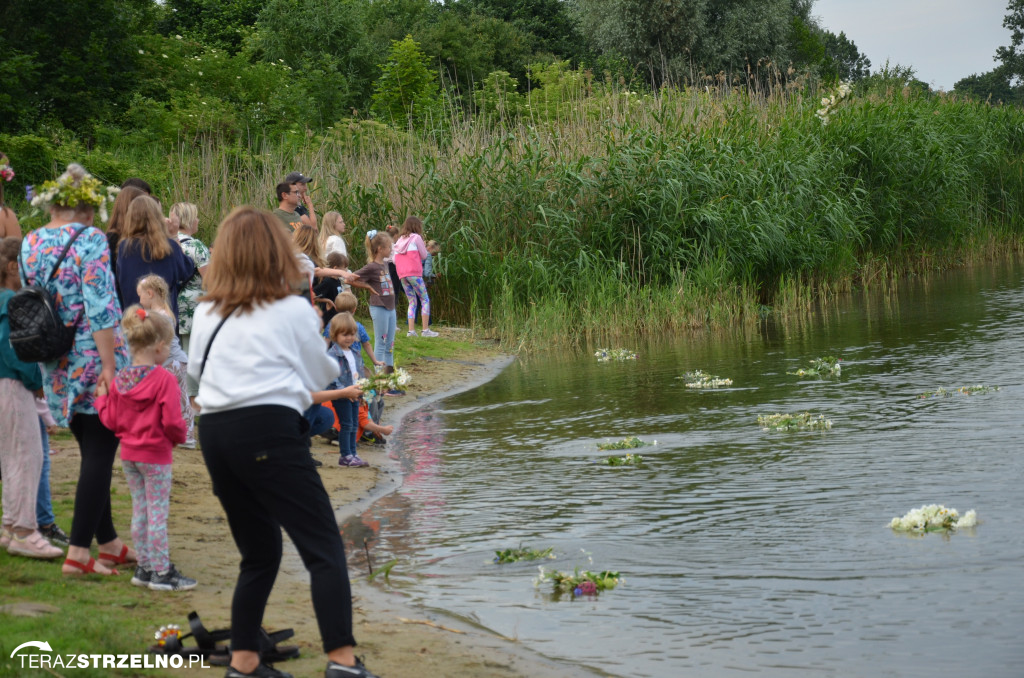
[122,195,171,261]
[364,231,392,262]
[121,304,174,352]
[319,211,344,251]
[201,207,302,317]
[293,224,322,267]
[334,291,357,313]
[136,274,172,313]
[329,311,357,339]
[426,239,440,253]
[170,202,198,232]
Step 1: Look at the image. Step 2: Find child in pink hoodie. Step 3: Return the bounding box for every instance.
[392,216,437,338]
[96,306,195,591]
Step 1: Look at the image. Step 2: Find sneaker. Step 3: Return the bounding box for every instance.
[325,658,380,678]
[7,530,64,559]
[149,564,198,591]
[420,329,439,337]
[338,454,370,468]
[39,523,70,546]
[225,664,293,678]
[180,439,197,449]
[384,389,405,397]
[130,565,153,588]
[406,330,418,337]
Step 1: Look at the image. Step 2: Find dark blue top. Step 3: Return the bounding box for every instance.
[117,237,195,322]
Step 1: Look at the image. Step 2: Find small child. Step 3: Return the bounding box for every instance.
[423,239,440,287]
[327,312,370,467]
[136,274,195,448]
[316,251,350,328]
[333,291,383,368]
[95,306,195,591]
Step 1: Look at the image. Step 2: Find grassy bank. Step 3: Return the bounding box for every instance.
[6,79,1024,347]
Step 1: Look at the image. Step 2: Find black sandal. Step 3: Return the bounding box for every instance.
[149,612,230,662]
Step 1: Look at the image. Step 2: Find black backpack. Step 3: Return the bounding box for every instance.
[8,224,91,363]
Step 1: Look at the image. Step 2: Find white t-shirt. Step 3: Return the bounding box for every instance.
[324,235,348,259]
[186,296,339,415]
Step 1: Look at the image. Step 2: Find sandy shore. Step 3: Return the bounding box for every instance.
[48,332,596,678]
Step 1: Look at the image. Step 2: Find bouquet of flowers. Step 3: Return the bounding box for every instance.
[758,412,832,431]
[356,367,411,394]
[681,369,733,388]
[594,348,637,362]
[920,384,999,398]
[597,436,648,451]
[605,453,643,466]
[787,356,842,377]
[889,504,978,532]
[494,545,555,564]
[535,565,623,597]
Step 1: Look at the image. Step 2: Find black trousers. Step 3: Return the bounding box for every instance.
[199,405,356,653]
[68,413,119,549]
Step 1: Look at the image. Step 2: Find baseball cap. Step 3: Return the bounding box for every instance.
[284,171,312,183]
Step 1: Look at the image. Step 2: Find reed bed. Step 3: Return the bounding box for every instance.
[78,82,1024,347]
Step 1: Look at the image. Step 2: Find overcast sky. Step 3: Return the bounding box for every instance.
[813,0,1013,90]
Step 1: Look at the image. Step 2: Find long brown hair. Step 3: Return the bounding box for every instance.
[201,207,302,316]
[121,195,171,261]
[107,186,145,236]
[398,216,423,238]
[292,224,322,267]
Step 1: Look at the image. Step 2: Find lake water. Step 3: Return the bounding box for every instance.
[341,261,1024,678]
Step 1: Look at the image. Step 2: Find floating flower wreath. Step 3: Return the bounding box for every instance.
[919,384,999,398]
[594,348,637,362]
[787,356,842,377]
[681,369,733,388]
[605,453,643,466]
[535,565,623,597]
[758,412,832,431]
[889,504,977,532]
[596,436,649,451]
[356,367,411,394]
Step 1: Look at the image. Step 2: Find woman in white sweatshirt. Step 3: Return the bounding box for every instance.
[187,207,379,678]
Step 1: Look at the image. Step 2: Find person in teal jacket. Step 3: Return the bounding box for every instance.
[0,236,64,559]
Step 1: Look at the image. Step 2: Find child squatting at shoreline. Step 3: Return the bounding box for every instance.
[96,306,196,591]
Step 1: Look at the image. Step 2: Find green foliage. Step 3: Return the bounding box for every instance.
[821,31,871,82]
[996,0,1024,80]
[371,35,443,129]
[160,0,264,51]
[954,68,1023,105]
[493,545,555,563]
[597,436,647,451]
[474,71,525,120]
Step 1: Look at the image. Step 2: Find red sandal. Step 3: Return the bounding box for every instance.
[63,557,119,577]
[97,544,137,566]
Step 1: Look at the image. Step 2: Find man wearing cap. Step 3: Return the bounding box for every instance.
[273,182,304,234]
[285,171,318,228]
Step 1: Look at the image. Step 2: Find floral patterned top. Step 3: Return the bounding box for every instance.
[176,232,211,335]
[19,223,129,427]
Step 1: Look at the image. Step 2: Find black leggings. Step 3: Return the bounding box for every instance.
[68,413,120,549]
[199,405,356,653]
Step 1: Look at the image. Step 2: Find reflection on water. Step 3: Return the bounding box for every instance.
[341,261,1024,678]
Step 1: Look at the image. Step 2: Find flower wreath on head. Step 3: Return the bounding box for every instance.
[0,157,13,183]
[30,167,120,222]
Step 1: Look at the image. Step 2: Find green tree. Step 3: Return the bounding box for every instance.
[158,0,264,52]
[996,0,1024,81]
[459,0,591,62]
[821,31,871,82]
[0,0,155,134]
[574,0,797,84]
[371,35,443,128]
[954,68,1022,104]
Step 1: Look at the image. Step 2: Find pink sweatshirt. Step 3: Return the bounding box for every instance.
[96,365,187,465]
[393,233,428,279]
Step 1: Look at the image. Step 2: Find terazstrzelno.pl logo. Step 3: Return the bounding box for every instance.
[10,640,209,670]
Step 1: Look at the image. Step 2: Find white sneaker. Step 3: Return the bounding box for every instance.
[420,329,439,337]
[406,330,418,337]
[7,530,64,559]
[179,439,196,449]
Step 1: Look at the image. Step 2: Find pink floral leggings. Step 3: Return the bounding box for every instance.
[122,460,172,572]
[400,276,431,322]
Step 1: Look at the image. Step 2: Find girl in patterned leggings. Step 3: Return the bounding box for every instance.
[95,306,195,591]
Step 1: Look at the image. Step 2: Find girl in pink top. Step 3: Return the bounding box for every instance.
[392,216,438,337]
[95,306,195,591]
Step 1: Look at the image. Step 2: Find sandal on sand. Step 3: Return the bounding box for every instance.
[150,611,230,663]
[97,544,137,566]
[63,558,119,577]
[259,627,300,663]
